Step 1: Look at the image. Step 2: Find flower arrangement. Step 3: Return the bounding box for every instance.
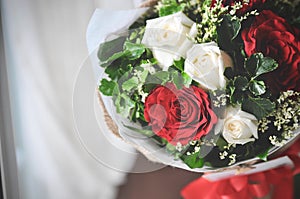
[97,0,300,170]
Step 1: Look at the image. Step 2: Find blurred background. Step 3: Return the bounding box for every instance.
[0,0,200,199]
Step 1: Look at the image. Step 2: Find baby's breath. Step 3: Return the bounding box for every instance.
[212,93,228,108]
[195,0,228,43]
[282,130,294,140]
[224,143,235,150]
[219,151,228,160]
[199,138,217,147]
[192,144,201,153]
[269,135,287,147]
[263,91,300,146]
[228,154,237,165]
[189,140,197,146]
[239,10,259,21]
[194,146,201,153]
[176,142,183,152]
[185,141,202,155]
[273,91,300,132]
[140,62,156,74]
[258,118,271,133]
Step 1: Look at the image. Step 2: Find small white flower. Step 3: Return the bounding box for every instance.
[221,106,258,145]
[219,151,228,160]
[176,142,183,152]
[140,62,156,74]
[194,146,200,153]
[140,90,148,103]
[184,42,232,90]
[142,12,197,70]
[228,154,237,165]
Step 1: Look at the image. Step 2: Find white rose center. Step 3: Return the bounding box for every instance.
[225,119,246,139]
[221,106,258,145]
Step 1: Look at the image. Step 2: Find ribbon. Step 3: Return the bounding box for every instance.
[284,139,300,175]
[181,139,300,199]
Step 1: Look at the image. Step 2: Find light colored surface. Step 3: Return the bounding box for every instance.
[1,0,143,198]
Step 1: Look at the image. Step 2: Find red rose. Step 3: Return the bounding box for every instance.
[242,10,300,93]
[144,83,217,145]
[211,0,266,15]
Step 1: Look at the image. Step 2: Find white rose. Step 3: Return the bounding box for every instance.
[142,12,197,70]
[184,42,233,90]
[221,106,258,145]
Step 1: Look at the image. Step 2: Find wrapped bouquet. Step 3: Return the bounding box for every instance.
[91,0,300,197]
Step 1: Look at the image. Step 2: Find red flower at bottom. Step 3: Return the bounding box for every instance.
[144,83,217,145]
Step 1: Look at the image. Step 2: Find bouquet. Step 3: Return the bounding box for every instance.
[96,0,300,173]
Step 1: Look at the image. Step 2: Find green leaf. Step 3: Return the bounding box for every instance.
[165,143,177,153]
[130,99,146,122]
[143,83,158,93]
[234,76,248,90]
[245,54,259,76]
[224,67,234,80]
[100,51,130,68]
[104,61,131,80]
[151,71,170,84]
[173,58,185,72]
[181,152,204,169]
[256,57,278,77]
[216,138,228,150]
[171,71,182,89]
[230,89,244,104]
[182,72,192,87]
[114,93,135,118]
[124,41,145,60]
[257,148,270,161]
[227,79,235,94]
[249,80,266,96]
[123,124,154,137]
[98,37,126,62]
[99,79,117,96]
[230,18,241,41]
[137,103,146,121]
[217,15,241,47]
[122,77,139,92]
[245,53,278,78]
[159,3,186,17]
[242,97,275,120]
[227,76,248,104]
[129,31,138,41]
[139,69,149,83]
[106,51,129,62]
